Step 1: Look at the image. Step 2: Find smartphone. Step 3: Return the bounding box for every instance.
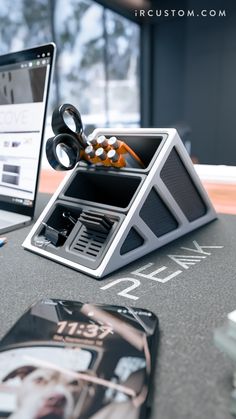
[0,299,159,419]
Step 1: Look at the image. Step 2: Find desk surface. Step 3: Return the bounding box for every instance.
[1,193,236,419]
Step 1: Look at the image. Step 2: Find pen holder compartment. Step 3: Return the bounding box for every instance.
[60,168,145,212]
[91,132,167,172]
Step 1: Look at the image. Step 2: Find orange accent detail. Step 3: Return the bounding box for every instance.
[110,155,126,168]
[122,143,145,168]
[113,140,145,168]
[98,157,112,166]
[103,145,112,152]
[80,150,91,162]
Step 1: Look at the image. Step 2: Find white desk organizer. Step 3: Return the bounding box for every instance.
[23,128,217,278]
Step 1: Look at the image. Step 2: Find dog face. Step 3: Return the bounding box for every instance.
[4,367,83,419]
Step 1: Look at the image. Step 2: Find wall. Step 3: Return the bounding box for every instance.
[143,0,236,164]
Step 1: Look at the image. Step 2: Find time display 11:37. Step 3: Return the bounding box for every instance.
[56,321,113,340]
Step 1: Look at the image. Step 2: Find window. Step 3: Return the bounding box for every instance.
[0,0,140,192]
[0,0,140,128]
[55,0,140,128]
[105,9,140,127]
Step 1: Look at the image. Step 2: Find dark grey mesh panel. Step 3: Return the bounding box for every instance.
[120,228,144,255]
[140,189,178,237]
[160,148,207,221]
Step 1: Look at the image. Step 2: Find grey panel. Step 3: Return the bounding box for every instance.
[120,227,144,255]
[160,148,206,221]
[140,188,178,237]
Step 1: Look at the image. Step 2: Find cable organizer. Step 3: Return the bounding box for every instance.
[23,128,217,278]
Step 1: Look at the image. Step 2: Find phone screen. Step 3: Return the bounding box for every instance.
[0,299,159,419]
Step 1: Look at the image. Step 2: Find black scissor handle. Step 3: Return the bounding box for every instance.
[46,133,82,171]
[51,103,84,137]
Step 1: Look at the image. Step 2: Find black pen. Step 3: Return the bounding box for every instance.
[0,237,7,247]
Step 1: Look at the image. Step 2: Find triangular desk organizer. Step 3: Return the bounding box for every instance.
[23,128,217,278]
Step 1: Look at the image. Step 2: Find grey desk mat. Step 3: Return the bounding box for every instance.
[0,193,236,419]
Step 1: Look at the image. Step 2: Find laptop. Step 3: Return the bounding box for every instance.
[0,43,55,234]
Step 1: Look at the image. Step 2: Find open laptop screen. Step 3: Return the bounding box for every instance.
[0,43,55,217]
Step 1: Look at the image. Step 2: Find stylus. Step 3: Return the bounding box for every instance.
[0,237,7,247]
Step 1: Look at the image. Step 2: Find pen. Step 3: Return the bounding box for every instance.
[84,145,100,164]
[0,237,7,247]
[95,147,111,166]
[107,149,126,168]
[97,135,110,151]
[87,136,98,148]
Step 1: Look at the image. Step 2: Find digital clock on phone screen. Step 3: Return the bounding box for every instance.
[56,321,113,340]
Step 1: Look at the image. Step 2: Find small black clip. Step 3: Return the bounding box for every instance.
[43,223,68,247]
[62,211,77,226]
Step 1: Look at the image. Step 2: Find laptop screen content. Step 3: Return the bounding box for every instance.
[0,51,51,208]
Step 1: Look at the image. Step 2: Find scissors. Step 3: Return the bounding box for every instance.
[46,103,89,171]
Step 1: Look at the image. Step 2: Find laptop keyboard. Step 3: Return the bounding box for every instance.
[0,210,30,231]
[0,219,13,228]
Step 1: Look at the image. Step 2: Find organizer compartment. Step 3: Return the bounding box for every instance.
[65,210,122,269]
[32,202,82,248]
[61,169,144,211]
[43,203,82,232]
[86,133,166,172]
[31,200,124,270]
[107,134,165,169]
